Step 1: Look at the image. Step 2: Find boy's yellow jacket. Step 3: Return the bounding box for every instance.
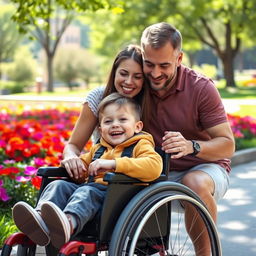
[80,131,163,185]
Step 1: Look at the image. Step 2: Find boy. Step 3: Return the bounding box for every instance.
[12,93,162,249]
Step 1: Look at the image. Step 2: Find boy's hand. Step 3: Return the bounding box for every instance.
[88,159,116,176]
[61,156,87,180]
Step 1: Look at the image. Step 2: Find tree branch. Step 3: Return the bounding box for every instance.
[181,14,216,49]
[199,17,222,55]
[52,11,73,55]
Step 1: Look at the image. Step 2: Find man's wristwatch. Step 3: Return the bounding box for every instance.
[191,140,201,156]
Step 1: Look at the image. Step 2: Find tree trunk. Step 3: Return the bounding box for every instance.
[46,53,54,92]
[187,51,196,68]
[221,54,236,88]
[0,54,3,79]
[219,22,237,88]
[236,51,244,72]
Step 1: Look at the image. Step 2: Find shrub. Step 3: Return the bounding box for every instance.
[54,47,100,90]
[4,46,36,91]
[0,80,28,94]
[0,216,18,248]
[193,64,217,79]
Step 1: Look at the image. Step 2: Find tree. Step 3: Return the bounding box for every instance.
[89,0,256,88]
[10,0,116,92]
[8,46,36,85]
[54,47,101,90]
[168,0,256,88]
[0,4,22,79]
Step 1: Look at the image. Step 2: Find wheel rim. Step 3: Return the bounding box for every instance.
[123,194,221,256]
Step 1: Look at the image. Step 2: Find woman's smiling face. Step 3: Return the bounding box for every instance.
[114,58,144,98]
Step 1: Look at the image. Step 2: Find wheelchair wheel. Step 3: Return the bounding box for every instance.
[17,244,36,256]
[109,182,221,256]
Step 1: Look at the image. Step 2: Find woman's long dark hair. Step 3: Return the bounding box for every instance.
[103,44,150,131]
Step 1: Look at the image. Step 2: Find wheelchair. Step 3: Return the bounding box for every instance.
[1,151,222,256]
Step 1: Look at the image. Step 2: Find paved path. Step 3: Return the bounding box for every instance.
[218,160,256,255]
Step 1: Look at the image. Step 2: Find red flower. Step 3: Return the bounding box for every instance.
[31,176,42,190]
[0,167,20,176]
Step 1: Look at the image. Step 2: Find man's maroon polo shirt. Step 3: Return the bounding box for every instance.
[148,65,231,173]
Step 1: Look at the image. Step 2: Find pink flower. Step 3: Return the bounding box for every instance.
[0,140,6,147]
[34,158,46,167]
[0,186,10,201]
[32,132,44,140]
[16,176,31,182]
[3,159,16,164]
[24,166,37,175]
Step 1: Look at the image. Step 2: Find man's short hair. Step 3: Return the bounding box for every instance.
[97,93,142,121]
[141,22,182,51]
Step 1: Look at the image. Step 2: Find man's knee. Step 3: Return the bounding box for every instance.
[181,170,214,197]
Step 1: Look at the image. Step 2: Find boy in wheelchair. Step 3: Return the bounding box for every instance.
[12,92,162,250]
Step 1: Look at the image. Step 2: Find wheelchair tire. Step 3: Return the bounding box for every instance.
[16,244,36,256]
[109,181,221,256]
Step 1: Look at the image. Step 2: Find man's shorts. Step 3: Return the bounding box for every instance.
[168,163,230,201]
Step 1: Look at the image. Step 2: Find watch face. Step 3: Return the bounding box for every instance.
[194,142,200,151]
[192,140,200,155]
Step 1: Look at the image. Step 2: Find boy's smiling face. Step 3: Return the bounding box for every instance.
[99,103,143,146]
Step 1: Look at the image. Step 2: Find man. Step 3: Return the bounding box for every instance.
[141,22,235,255]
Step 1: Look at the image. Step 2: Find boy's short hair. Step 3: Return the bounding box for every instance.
[97,93,142,122]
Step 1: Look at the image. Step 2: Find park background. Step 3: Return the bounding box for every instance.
[1,0,256,249]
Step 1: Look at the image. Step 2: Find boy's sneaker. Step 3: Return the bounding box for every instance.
[12,201,50,246]
[41,201,71,249]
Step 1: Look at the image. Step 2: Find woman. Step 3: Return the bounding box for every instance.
[61,44,150,181]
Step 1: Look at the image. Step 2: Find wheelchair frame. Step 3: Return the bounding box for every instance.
[1,153,222,256]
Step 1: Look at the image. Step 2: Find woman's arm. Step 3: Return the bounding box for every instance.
[61,103,98,179]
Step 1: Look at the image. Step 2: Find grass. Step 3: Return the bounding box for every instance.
[218,87,256,99]
[6,81,256,118]
[8,80,256,98]
[232,105,256,118]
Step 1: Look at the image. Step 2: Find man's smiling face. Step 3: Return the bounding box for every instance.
[142,42,183,96]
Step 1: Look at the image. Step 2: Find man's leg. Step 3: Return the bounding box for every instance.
[182,170,215,256]
[168,164,229,256]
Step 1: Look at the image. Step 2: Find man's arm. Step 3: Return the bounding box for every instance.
[194,122,235,161]
[162,122,235,161]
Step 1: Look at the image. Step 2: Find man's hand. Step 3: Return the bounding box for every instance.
[88,159,116,176]
[162,131,193,159]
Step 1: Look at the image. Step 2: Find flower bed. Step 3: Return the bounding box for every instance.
[228,114,256,150]
[0,102,92,205]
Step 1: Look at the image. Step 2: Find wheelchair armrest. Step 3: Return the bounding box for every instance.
[103,172,167,184]
[37,166,69,178]
[103,172,141,183]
